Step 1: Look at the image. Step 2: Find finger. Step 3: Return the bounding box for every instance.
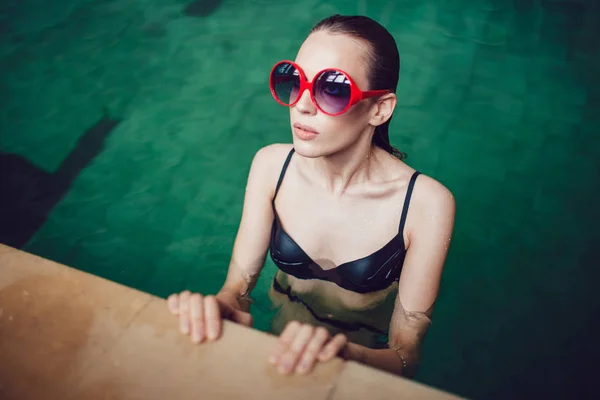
[179,291,191,335]
[189,294,204,343]
[318,333,348,362]
[216,298,237,320]
[296,327,329,374]
[204,296,221,340]
[213,297,253,327]
[231,309,253,327]
[167,294,179,315]
[269,321,301,364]
[278,324,314,374]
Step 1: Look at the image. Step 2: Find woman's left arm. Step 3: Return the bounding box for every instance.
[345,178,456,376]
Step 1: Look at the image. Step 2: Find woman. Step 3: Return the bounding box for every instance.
[167,14,455,378]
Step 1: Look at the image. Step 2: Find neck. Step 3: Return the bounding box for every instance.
[305,135,384,196]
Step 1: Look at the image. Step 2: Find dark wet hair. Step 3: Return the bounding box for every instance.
[310,15,406,160]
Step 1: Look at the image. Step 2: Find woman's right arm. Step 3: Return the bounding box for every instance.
[167,144,289,343]
[215,144,284,310]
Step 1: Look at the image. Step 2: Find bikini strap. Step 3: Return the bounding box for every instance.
[398,171,420,233]
[273,148,295,202]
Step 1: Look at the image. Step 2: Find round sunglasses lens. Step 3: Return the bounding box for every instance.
[314,70,352,114]
[271,63,300,105]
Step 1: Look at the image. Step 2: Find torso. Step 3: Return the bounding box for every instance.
[265,145,421,348]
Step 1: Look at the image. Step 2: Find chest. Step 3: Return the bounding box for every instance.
[273,183,404,269]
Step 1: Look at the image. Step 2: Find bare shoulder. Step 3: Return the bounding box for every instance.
[248,143,295,197]
[411,173,456,220]
[253,143,294,165]
[251,143,294,175]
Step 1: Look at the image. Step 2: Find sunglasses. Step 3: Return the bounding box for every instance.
[269,60,390,116]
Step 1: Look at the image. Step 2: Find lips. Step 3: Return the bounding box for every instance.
[293,122,319,134]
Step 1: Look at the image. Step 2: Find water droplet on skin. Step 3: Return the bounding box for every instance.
[444,237,452,251]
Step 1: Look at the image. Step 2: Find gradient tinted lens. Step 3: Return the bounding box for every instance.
[314,70,352,114]
[271,62,301,105]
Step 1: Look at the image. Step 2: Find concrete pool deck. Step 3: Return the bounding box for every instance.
[0,243,462,399]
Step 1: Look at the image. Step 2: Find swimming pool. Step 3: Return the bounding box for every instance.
[1,0,598,398]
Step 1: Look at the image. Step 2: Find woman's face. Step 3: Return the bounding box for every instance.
[289,30,392,158]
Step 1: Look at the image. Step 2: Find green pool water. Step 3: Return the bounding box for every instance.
[1,0,599,398]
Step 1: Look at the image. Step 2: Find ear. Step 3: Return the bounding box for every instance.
[369,93,397,127]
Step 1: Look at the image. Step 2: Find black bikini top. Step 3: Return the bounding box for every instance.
[269,148,420,294]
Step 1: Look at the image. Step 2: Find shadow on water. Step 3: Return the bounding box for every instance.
[0,112,121,248]
[183,0,223,18]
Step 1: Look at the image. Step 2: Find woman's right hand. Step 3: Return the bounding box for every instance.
[167,290,253,343]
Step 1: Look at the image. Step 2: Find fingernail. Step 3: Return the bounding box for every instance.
[269,354,278,364]
[297,362,308,373]
[194,327,205,343]
[278,362,291,374]
[207,328,216,340]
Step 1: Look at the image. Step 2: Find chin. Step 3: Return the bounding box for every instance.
[291,139,325,158]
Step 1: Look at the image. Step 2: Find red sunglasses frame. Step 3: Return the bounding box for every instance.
[269,60,390,116]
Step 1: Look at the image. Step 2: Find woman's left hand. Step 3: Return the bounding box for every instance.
[269,321,356,374]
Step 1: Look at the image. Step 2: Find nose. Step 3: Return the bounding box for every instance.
[294,87,317,115]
